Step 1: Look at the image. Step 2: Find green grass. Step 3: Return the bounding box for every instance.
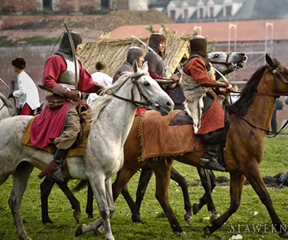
[0,137,288,239]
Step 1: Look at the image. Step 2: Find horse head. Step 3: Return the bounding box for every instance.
[208,51,248,79]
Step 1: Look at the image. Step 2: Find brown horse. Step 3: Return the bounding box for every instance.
[101,54,288,237]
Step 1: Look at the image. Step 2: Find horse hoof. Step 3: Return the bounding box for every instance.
[279,231,288,238]
[73,210,81,223]
[42,218,53,224]
[210,212,220,222]
[75,224,83,237]
[94,225,105,236]
[193,203,200,215]
[174,231,186,236]
[132,214,142,223]
[87,213,94,219]
[204,226,211,237]
[184,213,192,225]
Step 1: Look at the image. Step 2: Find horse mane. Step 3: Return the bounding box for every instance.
[89,72,131,125]
[0,93,17,115]
[227,65,267,117]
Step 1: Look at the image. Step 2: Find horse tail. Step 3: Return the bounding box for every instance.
[72,180,89,193]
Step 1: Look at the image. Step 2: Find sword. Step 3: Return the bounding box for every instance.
[0,77,13,92]
[131,35,174,75]
[63,22,78,91]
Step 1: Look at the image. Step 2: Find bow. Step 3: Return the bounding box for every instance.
[63,22,78,90]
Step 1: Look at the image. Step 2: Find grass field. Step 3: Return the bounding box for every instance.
[0,137,288,240]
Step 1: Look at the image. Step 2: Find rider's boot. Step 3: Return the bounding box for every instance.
[200,143,226,172]
[38,148,69,182]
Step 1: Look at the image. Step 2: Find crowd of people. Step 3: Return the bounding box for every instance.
[7,30,252,181]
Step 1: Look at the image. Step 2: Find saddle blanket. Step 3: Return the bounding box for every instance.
[139,110,204,161]
[22,115,90,157]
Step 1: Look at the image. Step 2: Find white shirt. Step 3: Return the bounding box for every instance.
[87,71,112,105]
[13,71,41,110]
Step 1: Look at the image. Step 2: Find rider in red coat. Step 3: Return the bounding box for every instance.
[183,35,232,171]
[36,31,103,181]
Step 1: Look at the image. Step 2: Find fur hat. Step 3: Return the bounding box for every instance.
[148,33,166,53]
[57,31,82,56]
[189,35,207,57]
[12,58,26,70]
[126,46,143,65]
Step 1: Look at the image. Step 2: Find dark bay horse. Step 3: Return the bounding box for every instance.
[89,54,288,237]
[40,51,248,224]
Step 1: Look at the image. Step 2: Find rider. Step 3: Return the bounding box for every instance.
[113,46,144,83]
[36,30,104,182]
[144,33,179,92]
[113,46,145,115]
[183,35,232,172]
[9,57,41,115]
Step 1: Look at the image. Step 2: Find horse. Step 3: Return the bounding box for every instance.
[39,51,248,224]
[0,92,17,119]
[81,54,288,238]
[0,60,174,240]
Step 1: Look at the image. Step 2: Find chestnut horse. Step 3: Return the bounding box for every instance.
[98,54,288,237]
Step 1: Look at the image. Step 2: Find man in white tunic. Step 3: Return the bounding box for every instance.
[87,61,112,105]
[9,58,41,115]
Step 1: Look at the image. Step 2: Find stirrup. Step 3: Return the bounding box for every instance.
[52,168,65,182]
[200,157,226,172]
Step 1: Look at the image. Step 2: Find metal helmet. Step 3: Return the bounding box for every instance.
[126,46,143,65]
[148,33,166,54]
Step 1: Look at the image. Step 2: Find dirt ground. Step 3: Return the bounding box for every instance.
[0,9,173,41]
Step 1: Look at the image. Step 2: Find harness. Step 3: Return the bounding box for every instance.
[112,73,155,109]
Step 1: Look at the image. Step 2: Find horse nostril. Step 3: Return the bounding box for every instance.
[240,53,245,56]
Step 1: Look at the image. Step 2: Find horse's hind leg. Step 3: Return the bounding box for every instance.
[204,173,245,237]
[194,168,219,221]
[86,182,94,218]
[245,166,288,237]
[8,162,34,240]
[170,166,192,225]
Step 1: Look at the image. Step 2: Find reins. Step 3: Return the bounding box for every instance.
[112,73,153,108]
[233,61,288,137]
[210,52,240,77]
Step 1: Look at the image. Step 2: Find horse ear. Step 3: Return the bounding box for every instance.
[132,59,139,73]
[141,61,148,72]
[265,54,274,67]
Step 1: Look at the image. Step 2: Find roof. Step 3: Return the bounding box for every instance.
[107,18,288,42]
[79,34,190,77]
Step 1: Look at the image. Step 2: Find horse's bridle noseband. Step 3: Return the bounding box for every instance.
[112,73,154,108]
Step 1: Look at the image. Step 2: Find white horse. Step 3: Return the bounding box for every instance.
[0,92,17,119]
[0,61,174,240]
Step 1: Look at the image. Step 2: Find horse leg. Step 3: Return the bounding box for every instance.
[86,182,94,218]
[131,166,153,223]
[152,160,185,235]
[204,173,245,237]
[8,162,34,240]
[245,166,288,237]
[40,176,56,223]
[120,184,135,214]
[78,174,114,240]
[193,168,219,221]
[170,166,192,225]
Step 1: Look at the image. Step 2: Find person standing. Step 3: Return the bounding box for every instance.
[182,35,232,171]
[87,61,112,105]
[144,33,179,92]
[35,30,104,182]
[9,57,41,115]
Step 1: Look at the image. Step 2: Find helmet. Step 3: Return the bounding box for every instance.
[57,31,82,56]
[127,46,143,65]
[189,35,207,57]
[148,33,166,53]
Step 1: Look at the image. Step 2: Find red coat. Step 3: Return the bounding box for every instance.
[30,54,97,149]
[184,58,229,134]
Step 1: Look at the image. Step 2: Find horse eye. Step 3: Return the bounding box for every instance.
[144,82,150,86]
[215,54,219,58]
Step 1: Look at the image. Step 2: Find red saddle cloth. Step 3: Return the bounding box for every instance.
[139,110,204,161]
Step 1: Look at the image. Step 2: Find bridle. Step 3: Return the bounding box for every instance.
[210,51,242,78]
[236,60,288,136]
[112,73,155,108]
